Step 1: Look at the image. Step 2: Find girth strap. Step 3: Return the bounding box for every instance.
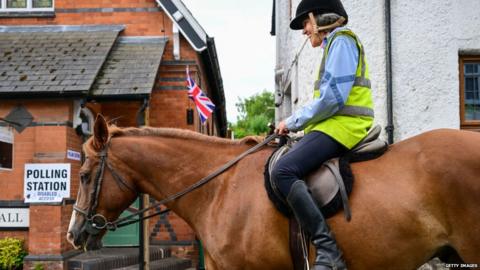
[290,218,310,270]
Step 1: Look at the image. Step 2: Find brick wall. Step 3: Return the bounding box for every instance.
[28,205,63,254]
[100,101,143,127]
[1,0,221,267]
[0,99,81,266]
[0,100,79,201]
[0,231,29,248]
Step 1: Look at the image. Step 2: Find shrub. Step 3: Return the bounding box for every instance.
[0,237,27,270]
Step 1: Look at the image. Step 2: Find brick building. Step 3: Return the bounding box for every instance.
[0,0,226,268]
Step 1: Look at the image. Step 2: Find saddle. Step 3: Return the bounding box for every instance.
[264,125,388,269]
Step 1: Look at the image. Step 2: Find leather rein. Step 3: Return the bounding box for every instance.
[73,134,278,234]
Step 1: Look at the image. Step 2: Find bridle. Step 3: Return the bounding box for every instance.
[73,134,278,235]
[73,142,127,235]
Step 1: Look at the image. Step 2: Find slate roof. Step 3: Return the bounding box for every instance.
[90,37,167,98]
[0,25,123,97]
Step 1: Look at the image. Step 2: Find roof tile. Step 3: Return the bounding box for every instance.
[90,37,167,97]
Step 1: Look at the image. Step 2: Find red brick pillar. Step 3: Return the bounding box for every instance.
[24,206,63,270]
[22,125,82,269]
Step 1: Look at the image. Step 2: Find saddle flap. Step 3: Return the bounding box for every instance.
[306,159,340,207]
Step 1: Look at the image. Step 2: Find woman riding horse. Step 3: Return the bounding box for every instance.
[273,0,373,269]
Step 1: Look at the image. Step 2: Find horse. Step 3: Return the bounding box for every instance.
[67,115,480,269]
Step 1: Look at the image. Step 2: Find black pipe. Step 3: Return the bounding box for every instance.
[137,98,149,270]
[385,0,394,144]
[136,98,149,127]
[139,195,145,270]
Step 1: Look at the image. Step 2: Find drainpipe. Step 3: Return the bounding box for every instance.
[136,98,149,127]
[385,0,394,144]
[274,0,283,125]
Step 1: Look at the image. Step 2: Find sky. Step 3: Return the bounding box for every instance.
[182,0,276,123]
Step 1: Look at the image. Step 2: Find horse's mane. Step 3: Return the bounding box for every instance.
[107,125,263,145]
[83,125,263,155]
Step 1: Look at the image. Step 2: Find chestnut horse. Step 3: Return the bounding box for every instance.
[67,115,480,269]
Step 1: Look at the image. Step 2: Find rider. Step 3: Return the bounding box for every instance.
[272,0,374,269]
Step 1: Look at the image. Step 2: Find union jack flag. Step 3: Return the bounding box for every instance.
[186,67,215,124]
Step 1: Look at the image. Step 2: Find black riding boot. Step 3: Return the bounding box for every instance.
[286,180,347,270]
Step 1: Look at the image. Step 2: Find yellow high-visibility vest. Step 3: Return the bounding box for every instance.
[305,29,374,149]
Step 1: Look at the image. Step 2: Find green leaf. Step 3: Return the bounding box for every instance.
[0,237,27,269]
[229,90,274,138]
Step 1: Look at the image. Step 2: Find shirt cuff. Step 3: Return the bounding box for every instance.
[285,116,299,132]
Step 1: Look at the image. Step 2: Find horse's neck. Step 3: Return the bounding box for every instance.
[115,136,256,224]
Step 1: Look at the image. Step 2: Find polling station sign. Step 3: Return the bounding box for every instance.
[24,163,71,203]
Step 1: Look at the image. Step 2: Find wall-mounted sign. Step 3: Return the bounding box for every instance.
[0,208,29,229]
[67,150,81,161]
[24,163,71,203]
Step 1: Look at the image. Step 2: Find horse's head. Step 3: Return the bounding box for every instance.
[67,115,138,250]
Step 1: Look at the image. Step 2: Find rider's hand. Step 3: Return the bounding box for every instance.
[275,121,289,135]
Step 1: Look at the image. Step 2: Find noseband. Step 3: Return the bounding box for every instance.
[73,134,278,235]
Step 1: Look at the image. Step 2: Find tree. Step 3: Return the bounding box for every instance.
[229,90,274,138]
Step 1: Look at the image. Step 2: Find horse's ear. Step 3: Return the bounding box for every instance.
[93,114,109,150]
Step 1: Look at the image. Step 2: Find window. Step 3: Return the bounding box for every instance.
[0,0,53,11]
[460,56,480,130]
[0,127,13,170]
[79,108,94,136]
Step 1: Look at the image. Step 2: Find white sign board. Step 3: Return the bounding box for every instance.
[24,163,71,203]
[0,208,29,228]
[67,149,81,161]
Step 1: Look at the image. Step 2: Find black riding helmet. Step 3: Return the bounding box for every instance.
[290,0,348,30]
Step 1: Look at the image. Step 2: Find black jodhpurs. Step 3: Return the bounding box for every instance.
[271,131,347,197]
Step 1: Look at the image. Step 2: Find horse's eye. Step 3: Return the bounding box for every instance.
[80,173,90,184]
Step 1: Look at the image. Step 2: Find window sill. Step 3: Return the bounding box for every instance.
[0,11,55,18]
[460,125,480,132]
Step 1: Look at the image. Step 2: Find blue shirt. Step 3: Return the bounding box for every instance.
[285,27,359,132]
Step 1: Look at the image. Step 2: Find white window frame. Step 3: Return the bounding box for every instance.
[0,0,54,12]
[0,126,14,171]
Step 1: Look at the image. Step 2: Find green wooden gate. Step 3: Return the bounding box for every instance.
[103,198,139,246]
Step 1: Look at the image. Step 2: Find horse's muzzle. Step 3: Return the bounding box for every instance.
[67,227,103,250]
[67,228,87,249]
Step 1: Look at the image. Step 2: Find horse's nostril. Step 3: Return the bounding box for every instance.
[66,232,75,244]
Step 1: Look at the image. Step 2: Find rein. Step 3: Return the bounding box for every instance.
[74,133,278,233]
